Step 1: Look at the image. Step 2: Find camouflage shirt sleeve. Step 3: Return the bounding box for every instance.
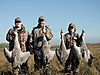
[64,33,71,49]
[29,28,35,54]
[45,26,53,41]
[6,28,15,42]
[25,31,30,51]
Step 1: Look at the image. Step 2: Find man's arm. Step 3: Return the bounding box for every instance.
[25,31,30,51]
[6,29,15,42]
[76,33,82,47]
[29,29,35,54]
[77,30,85,47]
[45,27,53,41]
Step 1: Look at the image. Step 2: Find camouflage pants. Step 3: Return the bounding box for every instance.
[34,49,45,70]
[64,46,80,74]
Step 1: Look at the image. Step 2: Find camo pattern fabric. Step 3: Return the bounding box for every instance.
[6,25,29,52]
[64,32,81,49]
[30,24,53,54]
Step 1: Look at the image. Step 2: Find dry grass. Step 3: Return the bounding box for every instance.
[0,43,100,75]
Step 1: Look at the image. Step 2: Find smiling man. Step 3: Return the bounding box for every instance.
[6,17,30,75]
[30,16,53,70]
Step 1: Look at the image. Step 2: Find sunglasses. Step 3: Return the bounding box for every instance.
[15,21,21,23]
[70,26,74,29]
[39,19,44,22]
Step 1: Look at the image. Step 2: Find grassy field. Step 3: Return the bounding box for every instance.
[0,43,100,75]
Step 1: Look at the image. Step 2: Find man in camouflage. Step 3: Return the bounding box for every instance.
[63,23,81,75]
[6,17,30,75]
[30,16,53,70]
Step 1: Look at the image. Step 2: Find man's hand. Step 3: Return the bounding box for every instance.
[42,29,46,34]
[12,30,18,35]
[11,28,18,35]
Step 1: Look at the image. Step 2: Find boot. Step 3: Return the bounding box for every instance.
[64,66,71,74]
[13,68,19,75]
[73,72,78,75]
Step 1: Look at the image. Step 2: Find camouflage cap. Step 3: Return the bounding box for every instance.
[38,16,45,21]
[68,23,76,32]
[15,17,21,22]
[69,23,75,28]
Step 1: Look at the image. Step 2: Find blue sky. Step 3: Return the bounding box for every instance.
[0,0,100,45]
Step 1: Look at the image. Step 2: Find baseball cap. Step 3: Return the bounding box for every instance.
[15,17,21,23]
[38,16,45,21]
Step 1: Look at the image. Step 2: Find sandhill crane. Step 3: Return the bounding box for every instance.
[4,31,30,69]
[56,30,70,66]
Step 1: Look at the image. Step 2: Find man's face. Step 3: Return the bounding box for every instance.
[15,21,22,28]
[69,27,75,33]
[38,19,46,26]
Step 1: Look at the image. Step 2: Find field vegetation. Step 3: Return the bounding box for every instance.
[0,43,100,75]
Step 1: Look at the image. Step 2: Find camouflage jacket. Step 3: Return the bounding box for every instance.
[6,25,29,52]
[64,32,81,49]
[30,24,53,52]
